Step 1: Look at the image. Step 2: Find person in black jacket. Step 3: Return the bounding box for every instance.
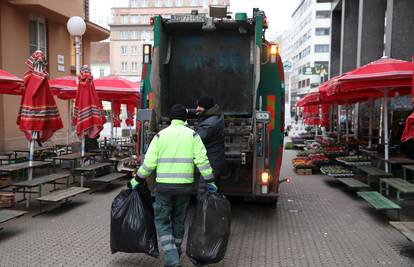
[196,96,226,182]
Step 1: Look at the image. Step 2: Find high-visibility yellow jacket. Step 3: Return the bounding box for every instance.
[137,119,214,193]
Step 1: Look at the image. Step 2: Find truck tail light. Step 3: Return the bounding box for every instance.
[270,45,278,63]
[261,172,270,185]
[261,172,270,194]
[143,44,152,64]
[270,45,278,55]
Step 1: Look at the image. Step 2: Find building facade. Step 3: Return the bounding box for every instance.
[90,42,110,78]
[0,0,109,150]
[109,0,230,82]
[281,0,332,110]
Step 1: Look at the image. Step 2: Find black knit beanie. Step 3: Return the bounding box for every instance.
[170,104,188,121]
[197,96,214,110]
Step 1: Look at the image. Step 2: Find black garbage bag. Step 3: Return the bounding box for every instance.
[110,185,159,257]
[186,192,231,266]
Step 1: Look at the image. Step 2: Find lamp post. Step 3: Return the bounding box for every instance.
[67,16,86,145]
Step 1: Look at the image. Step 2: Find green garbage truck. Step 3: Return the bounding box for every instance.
[137,8,287,203]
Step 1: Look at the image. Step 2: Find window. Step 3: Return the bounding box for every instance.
[120,31,128,39]
[120,15,128,24]
[141,0,149,7]
[130,0,138,7]
[315,44,329,53]
[131,31,138,39]
[121,62,128,72]
[132,62,138,72]
[131,15,139,24]
[192,0,198,6]
[141,31,150,40]
[99,69,105,78]
[29,18,47,55]
[156,0,162,7]
[131,46,138,55]
[166,0,173,7]
[299,46,311,59]
[203,0,208,7]
[315,27,330,36]
[316,10,330,19]
[121,46,127,55]
[140,15,149,24]
[176,0,182,6]
[306,79,310,87]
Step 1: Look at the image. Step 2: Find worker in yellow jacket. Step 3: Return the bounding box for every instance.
[130,104,216,267]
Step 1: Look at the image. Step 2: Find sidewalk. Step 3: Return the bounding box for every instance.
[0,149,413,266]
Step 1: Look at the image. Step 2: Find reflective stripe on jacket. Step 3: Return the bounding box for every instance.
[137,119,214,193]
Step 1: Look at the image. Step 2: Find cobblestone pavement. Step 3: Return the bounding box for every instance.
[1,149,414,266]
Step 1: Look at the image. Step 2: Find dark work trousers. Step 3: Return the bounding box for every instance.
[153,193,191,267]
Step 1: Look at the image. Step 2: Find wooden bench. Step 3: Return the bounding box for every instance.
[402,165,414,181]
[0,209,27,230]
[34,186,90,216]
[337,178,369,189]
[356,165,392,185]
[379,178,414,202]
[357,191,401,220]
[92,172,126,183]
[12,172,71,208]
[390,221,414,243]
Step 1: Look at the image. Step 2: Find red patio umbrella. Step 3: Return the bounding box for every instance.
[73,66,106,139]
[16,51,63,182]
[330,56,413,172]
[0,69,23,95]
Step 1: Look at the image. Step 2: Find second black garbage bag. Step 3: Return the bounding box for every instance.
[110,185,159,258]
[186,192,231,266]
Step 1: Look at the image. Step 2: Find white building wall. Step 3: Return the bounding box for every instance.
[281,0,332,103]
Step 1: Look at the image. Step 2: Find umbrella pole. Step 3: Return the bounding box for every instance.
[67,101,71,145]
[27,131,37,208]
[337,105,341,143]
[345,105,349,142]
[383,91,389,173]
[110,101,114,144]
[80,135,85,187]
[368,98,373,148]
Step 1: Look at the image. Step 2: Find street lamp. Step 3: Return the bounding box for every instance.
[67,16,86,75]
[66,16,86,145]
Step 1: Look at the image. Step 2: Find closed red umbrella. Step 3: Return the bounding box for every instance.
[111,101,121,128]
[73,66,106,139]
[17,51,63,142]
[0,69,23,95]
[125,103,135,127]
[16,51,63,184]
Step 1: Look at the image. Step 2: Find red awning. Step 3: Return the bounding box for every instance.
[0,69,23,95]
[49,75,140,104]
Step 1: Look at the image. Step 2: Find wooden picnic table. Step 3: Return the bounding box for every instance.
[375,156,414,173]
[52,152,95,173]
[12,172,71,208]
[75,162,112,187]
[89,149,111,159]
[402,165,414,181]
[0,161,51,181]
